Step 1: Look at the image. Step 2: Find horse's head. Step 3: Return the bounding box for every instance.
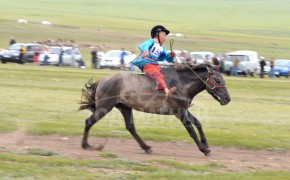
[205,65,231,105]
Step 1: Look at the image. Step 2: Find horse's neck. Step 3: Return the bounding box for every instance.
[176,69,207,99]
[161,68,207,98]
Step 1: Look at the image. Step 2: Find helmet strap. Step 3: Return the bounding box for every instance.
[157,32,162,45]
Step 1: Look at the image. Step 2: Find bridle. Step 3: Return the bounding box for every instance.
[205,71,226,90]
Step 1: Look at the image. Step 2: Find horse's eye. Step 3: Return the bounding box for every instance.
[215,79,221,84]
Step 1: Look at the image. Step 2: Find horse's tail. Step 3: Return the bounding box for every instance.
[79,79,99,112]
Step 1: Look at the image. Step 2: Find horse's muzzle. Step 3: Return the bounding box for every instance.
[220,95,231,105]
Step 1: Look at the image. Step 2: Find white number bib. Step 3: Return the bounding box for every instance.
[149,43,163,59]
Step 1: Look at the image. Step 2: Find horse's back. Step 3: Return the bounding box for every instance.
[96,72,154,97]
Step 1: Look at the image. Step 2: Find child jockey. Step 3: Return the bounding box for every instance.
[133,25,176,97]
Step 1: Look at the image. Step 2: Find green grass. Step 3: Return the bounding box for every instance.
[1,152,289,179]
[149,159,226,171]
[25,148,61,157]
[98,152,118,159]
[0,64,289,151]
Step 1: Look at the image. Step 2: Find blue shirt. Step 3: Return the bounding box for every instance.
[120,51,126,59]
[132,39,173,71]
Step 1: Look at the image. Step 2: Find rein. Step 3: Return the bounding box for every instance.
[175,55,213,89]
[170,39,174,51]
[169,39,223,90]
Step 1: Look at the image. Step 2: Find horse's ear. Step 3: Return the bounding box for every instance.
[212,65,220,71]
[206,65,213,73]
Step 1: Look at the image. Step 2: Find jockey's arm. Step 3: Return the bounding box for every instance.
[138,39,155,53]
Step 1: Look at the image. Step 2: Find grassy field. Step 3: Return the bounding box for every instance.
[0,64,290,179]
[1,64,289,150]
[1,0,290,179]
[1,152,290,179]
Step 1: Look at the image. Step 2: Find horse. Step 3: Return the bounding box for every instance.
[79,63,231,156]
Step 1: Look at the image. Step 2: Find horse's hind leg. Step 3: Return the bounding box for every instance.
[82,114,98,150]
[82,107,113,150]
[116,104,152,153]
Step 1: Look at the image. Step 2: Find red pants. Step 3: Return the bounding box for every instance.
[143,64,167,90]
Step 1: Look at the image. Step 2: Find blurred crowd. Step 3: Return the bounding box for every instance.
[1,37,288,78]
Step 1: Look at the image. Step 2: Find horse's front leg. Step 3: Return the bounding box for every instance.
[175,110,211,156]
[187,111,209,149]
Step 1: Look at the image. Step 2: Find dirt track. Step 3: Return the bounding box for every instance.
[0,131,289,172]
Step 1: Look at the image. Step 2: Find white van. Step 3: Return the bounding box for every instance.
[39,46,81,66]
[99,50,136,69]
[224,50,259,76]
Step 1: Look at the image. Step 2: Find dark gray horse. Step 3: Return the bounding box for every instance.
[79,64,231,156]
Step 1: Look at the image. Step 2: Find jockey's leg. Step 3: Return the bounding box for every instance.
[143,64,176,96]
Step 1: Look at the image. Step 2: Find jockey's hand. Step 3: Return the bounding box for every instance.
[170,51,176,58]
[142,51,149,57]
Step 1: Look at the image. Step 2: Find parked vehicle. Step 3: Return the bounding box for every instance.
[158,50,189,68]
[0,49,3,57]
[99,50,136,69]
[0,43,43,64]
[224,50,259,76]
[173,50,190,63]
[171,50,189,56]
[273,59,290,78]
[38,46,81,66]
[189,51,214,64]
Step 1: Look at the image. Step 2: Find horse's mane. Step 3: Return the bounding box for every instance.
[173,63,212,72]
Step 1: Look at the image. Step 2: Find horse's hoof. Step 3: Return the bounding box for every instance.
[145,147,152,154]
[95,144,104,151]
[82,143,103,151]
[204,149,211,156]
[203,144,209,149]
[82,143,92,150]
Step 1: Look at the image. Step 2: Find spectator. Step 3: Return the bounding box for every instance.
[269,57,275,78]
[33,47,40,65]
[42,46,50,66]
[120,48,127,70]
[71,46,77,67]
[180,50,192,63]
[43,54,50,66]
[204,55,210,64]
[10,37,16,45]
[231,57,239,76]
[219,54,226,73]
[19,45,26,63]
[211,57,219,65]
[77,59,86,69]
[180,51,187,62]
[91,46,98,69]
[259,56,266,78]
[58,45,64,67]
